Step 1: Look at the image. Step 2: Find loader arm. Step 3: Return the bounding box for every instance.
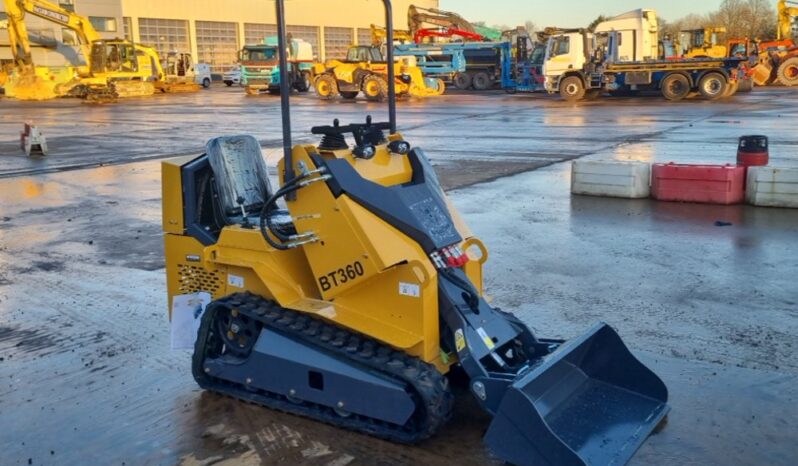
[408,5,478,35]
[9,0,101,70]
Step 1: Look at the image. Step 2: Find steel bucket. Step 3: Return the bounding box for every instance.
[484,323,669,466]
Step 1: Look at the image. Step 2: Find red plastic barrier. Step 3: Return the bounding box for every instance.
[651,163,746,205]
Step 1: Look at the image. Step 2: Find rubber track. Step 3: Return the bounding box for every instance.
[192,292,454,443]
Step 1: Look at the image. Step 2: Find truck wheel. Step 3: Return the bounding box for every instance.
[224,81,233,87]
[698,72,727,100]
[314,74,338,100]
[432,78,446,95]
[295,71,311,92]
[724,80,740,98]
[340,91,359,99]
[362,75,388,102]
[453,72,472,90]
[559,76,586,101]
[776,57,798,86]
[738,78,754,92]
[472,72,491,91]
[661,73,690,101]
[202,78,211,89]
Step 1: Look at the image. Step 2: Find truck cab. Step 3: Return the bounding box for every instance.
[240,36,314,95]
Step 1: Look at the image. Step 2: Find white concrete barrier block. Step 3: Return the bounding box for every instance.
[571,160,651,199]
[746,166,798,208]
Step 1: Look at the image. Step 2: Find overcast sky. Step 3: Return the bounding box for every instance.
[438,0,721,28]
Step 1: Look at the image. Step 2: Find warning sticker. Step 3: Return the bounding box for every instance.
[399,282,421,298]
[476,327,495,349]
[454,329,466,352]
[227,274,244,288]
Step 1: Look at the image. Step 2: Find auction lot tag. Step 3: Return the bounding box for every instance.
[171,292,211,350]
[399,282,421,298]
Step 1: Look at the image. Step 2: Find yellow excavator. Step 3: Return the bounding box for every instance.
[3,0,198,100]
[162,2,670,465]
[2,0,80,99]
[312,44,444,101]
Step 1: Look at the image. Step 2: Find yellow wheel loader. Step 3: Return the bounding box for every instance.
[312,45,444,101]
[162,2,669,465]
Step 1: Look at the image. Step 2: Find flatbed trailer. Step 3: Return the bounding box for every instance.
[546,54,749,102]
[394,41,511,90]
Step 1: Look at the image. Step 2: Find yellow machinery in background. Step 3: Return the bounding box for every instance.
[2,0,80,99]
[3,0,201,100]
[161,2,670,466]
[370,24,413,45]
[312,44,444,101]
[678,27,728,58]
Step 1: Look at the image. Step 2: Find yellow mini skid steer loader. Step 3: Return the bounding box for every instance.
[162,2,669,465]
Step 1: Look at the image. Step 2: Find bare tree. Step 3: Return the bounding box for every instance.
[708,0,776,39]
[524,20,536,35]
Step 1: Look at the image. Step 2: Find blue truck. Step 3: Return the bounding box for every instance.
[393,39,545,93]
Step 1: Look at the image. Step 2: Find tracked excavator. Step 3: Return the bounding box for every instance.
[408,4,500,43]
[3,0,200,100]
[162,1,670,465]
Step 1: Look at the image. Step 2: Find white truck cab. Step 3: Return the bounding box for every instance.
[543,9,659,93]
[594,9,659,62]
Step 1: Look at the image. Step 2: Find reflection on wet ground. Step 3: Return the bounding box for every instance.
[1,87,797,465]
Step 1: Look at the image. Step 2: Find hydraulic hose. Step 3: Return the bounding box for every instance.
[258,172,311,250]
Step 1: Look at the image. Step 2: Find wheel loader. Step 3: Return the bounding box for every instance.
[313,44,444,101]
[162,2,669,465]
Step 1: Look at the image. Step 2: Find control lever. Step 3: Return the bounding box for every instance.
[237,196,255,229]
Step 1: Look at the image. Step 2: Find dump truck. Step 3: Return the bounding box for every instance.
[162,1,670,465]
[544,10,748,101]
[240,36,314,95]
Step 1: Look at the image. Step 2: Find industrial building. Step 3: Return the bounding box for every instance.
[1,0,438,73]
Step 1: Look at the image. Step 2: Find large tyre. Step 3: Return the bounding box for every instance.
[432,78,446,95]
[471,72,492,91]
[723,80,740,98]
[340,91,359,99]
[660,73,690,101]
[453,72,472,90]
[314,74,338,100]
[776,57,798,86]
[559,76,586,102]
[362,74,388,102]
[202,78,211,89]
[295,71,311,92]
[698,72,727,100]
[224,81,233,87]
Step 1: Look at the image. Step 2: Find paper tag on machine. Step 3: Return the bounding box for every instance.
[170,292,211,350]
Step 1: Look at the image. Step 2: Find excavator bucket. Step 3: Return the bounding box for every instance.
[4,73,58,100]
[484,323,669,466]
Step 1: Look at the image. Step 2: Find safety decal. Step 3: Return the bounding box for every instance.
[454,329,466,352]
[476,327,495,349]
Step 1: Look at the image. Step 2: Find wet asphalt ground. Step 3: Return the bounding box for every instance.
[0,85,797,465]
